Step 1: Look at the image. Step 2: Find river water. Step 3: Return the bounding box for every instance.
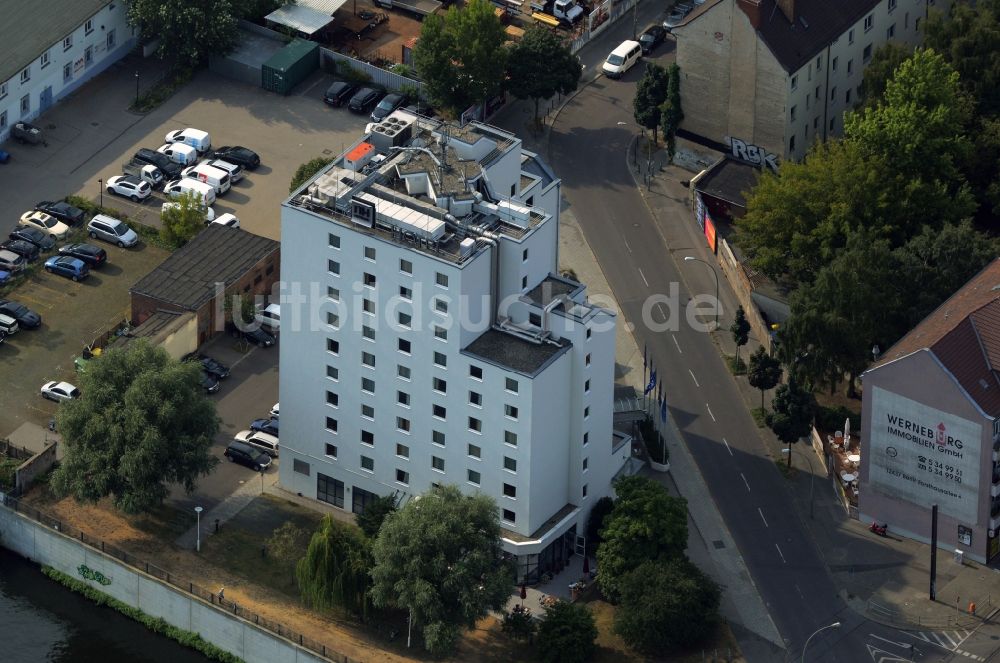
[0,549,207,662]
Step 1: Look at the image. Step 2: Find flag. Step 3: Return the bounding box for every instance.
[644,368,657,395]
[643,343,647,371]
[660,396,667,423]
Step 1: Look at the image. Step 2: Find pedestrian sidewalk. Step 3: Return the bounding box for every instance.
[174,468,278,550]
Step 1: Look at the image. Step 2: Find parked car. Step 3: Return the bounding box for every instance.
[163,128,211,153]
[204,158,244,183]
[35,200,85,226]
[230,323,275,348]
[133,147,183,179]
[324,81,357,107]
[210,213,240,228]
[639,24,666,53]
[156,142,199,166]
[0,250,26,273]
[224,440,272,471]
[1,239,40,262]
[41,381,80,402]
[0,300,41,328]
[19,211,70,240]
[88,214,139,248]
[162,201,215,223]
[663,8,688,30]
[255,303,280,332]
[106,175,152,202]
[44,255,89,281]
[349,87,383,114]
[0,271,11,286]
[234,429,279,457]
[200,370,221,394]
[184,352,230,379]
[58,243,107,268]
[0,314,20,335]
[10,226,55,251]
[249,418,279,436]
[210,146,260,170]
[371,93,407,122]
[270,402,279,419]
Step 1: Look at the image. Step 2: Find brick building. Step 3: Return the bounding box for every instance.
[129,226,280,345]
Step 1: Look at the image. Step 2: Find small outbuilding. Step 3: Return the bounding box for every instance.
[261,39,320,95]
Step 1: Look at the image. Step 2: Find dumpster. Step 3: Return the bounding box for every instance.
[261,39,319,95]
[11,121,44,145]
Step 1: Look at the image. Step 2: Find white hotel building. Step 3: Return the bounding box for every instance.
[278,114,633,581]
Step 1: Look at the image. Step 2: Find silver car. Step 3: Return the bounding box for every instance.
[88,214,139,248]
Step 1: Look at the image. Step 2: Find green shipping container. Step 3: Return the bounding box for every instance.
[261,39,319,95]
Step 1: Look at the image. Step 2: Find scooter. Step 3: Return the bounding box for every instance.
[869,521,888,537]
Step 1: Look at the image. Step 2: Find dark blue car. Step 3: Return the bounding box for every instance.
[44,255,89,281]
[250,418,279,436]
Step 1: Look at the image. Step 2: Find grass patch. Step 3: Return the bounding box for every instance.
[130,68,194,114]
[41,566,244,662]
[774,457,797,479]
[0,456,20,491]
[726,355,747,375]
[750,407,768,428]
[130,504,197,541]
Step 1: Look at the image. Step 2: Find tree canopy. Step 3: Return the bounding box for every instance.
[614,558,721,653]
[660,63,683,158]
[290,157,334,193]
[597,475,687,602]
[768,378,816,466]
[507,25,582,124]
[536,601,598,663]
[51,340,218,514]
[633,63,669,142]
[414,0,506,114]
[747,346,782,410]
[296,515,372,618]
[355,493,398,539]
[128,0,239,64]
[730,305,750,366]
[369,485,514,655]
[160,191,206,248]
[859,41,913,107]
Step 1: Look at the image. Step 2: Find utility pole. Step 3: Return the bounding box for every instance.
[930,504,938,601]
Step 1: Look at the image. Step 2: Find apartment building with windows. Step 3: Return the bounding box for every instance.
[0,1,134,143]
[278,113,633,582]
[671,0,947,161]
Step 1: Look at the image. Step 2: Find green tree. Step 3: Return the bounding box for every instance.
[413,0,506,114]
[507,24,582,125]
[585,496,615,554]
[597,475,687,602]
[266,522,309,574]
[633,63,669,143]
[536,601,598,663]
[730,305,751,368]
[369,485,514,655]
[501,604,536,643]
[160,191,206,248]
[768,378,816,468]
[235,0,286,21]
[50,341,219,514]
[355,493,398,539]
[747,345,782,410]
[614,558,721,653]
[659,64,683,160]
[128,0,239,64]
[924,0,1000,116]
[289,157,334,193]
[859,41,913,106]
[296,515,372,618]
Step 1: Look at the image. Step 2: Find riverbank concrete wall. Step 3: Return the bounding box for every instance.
[0,505,329,663]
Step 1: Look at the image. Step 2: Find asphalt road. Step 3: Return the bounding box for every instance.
[540,8,1000,662]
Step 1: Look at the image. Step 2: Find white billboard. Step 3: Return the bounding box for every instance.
[868,387,983,523]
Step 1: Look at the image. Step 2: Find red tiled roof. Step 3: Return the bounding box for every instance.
[874,258,1000,417]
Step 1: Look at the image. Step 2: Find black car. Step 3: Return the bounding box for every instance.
[10,226,55,252]
[348,87,383,113]
[58,243,107,268]
[186,353,230,379]
[35,200,85,226]
[371,93,406,122]
[210,146,260,170]
[0,300,41,328]
[324,81,357,107]
[1,239,40,262]
[134,147,183,179]
[639,24,666,53]
[201,370,221,394]
[225,440,272,471]
[249,417,279,436]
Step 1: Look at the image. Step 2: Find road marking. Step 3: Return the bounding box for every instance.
[671,334,682,353]
[688,369,700,387]
[623,238,633,253]
[638,268,649,287]
[706,403,716,421]
[722,437,732,456]
[740,473,750,492]
[794,583,805,600]
[866,644,911,663]
[938,632,958,648]
[774,543,786,564]
[869,634,910,649]
[758,508,768,527]
[655,303,669,322]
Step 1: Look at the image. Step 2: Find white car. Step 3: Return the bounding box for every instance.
[270,402,279,419]
[233,429,280,457]
[106,175,152,202]
[156,142,198,165]
[255,303,280,331]
[205,158,243,183]
[19,210,70,240]
[164,127,211,153]
[211,213,240,228]
[162,201,215,222]
[41,381,80,402]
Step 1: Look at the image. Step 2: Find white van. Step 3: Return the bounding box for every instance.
[156,143,199,165]
[205,158,243,183]
[181,163,231,195]
[163,178,217,206]
[602,40,642,78]
[164,128,211,153]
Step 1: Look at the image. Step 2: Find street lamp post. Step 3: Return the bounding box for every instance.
[684,256,720,330]
[783,447,815,520]
[801,621,841,662]
[98,178,103,208]
[194,506,203,552]
[134,71,140,106]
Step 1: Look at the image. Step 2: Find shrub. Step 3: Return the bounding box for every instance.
[815,404,861,435]
[638,416,668,463]
[536,601,597,663]
[501,604,535,642]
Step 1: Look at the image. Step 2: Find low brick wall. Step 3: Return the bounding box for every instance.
[717,238,772,354]
[16,442,57,494]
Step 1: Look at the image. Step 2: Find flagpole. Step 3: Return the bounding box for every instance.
[642,343,648,413]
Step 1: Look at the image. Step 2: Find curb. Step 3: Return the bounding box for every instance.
[863,601,998,632]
